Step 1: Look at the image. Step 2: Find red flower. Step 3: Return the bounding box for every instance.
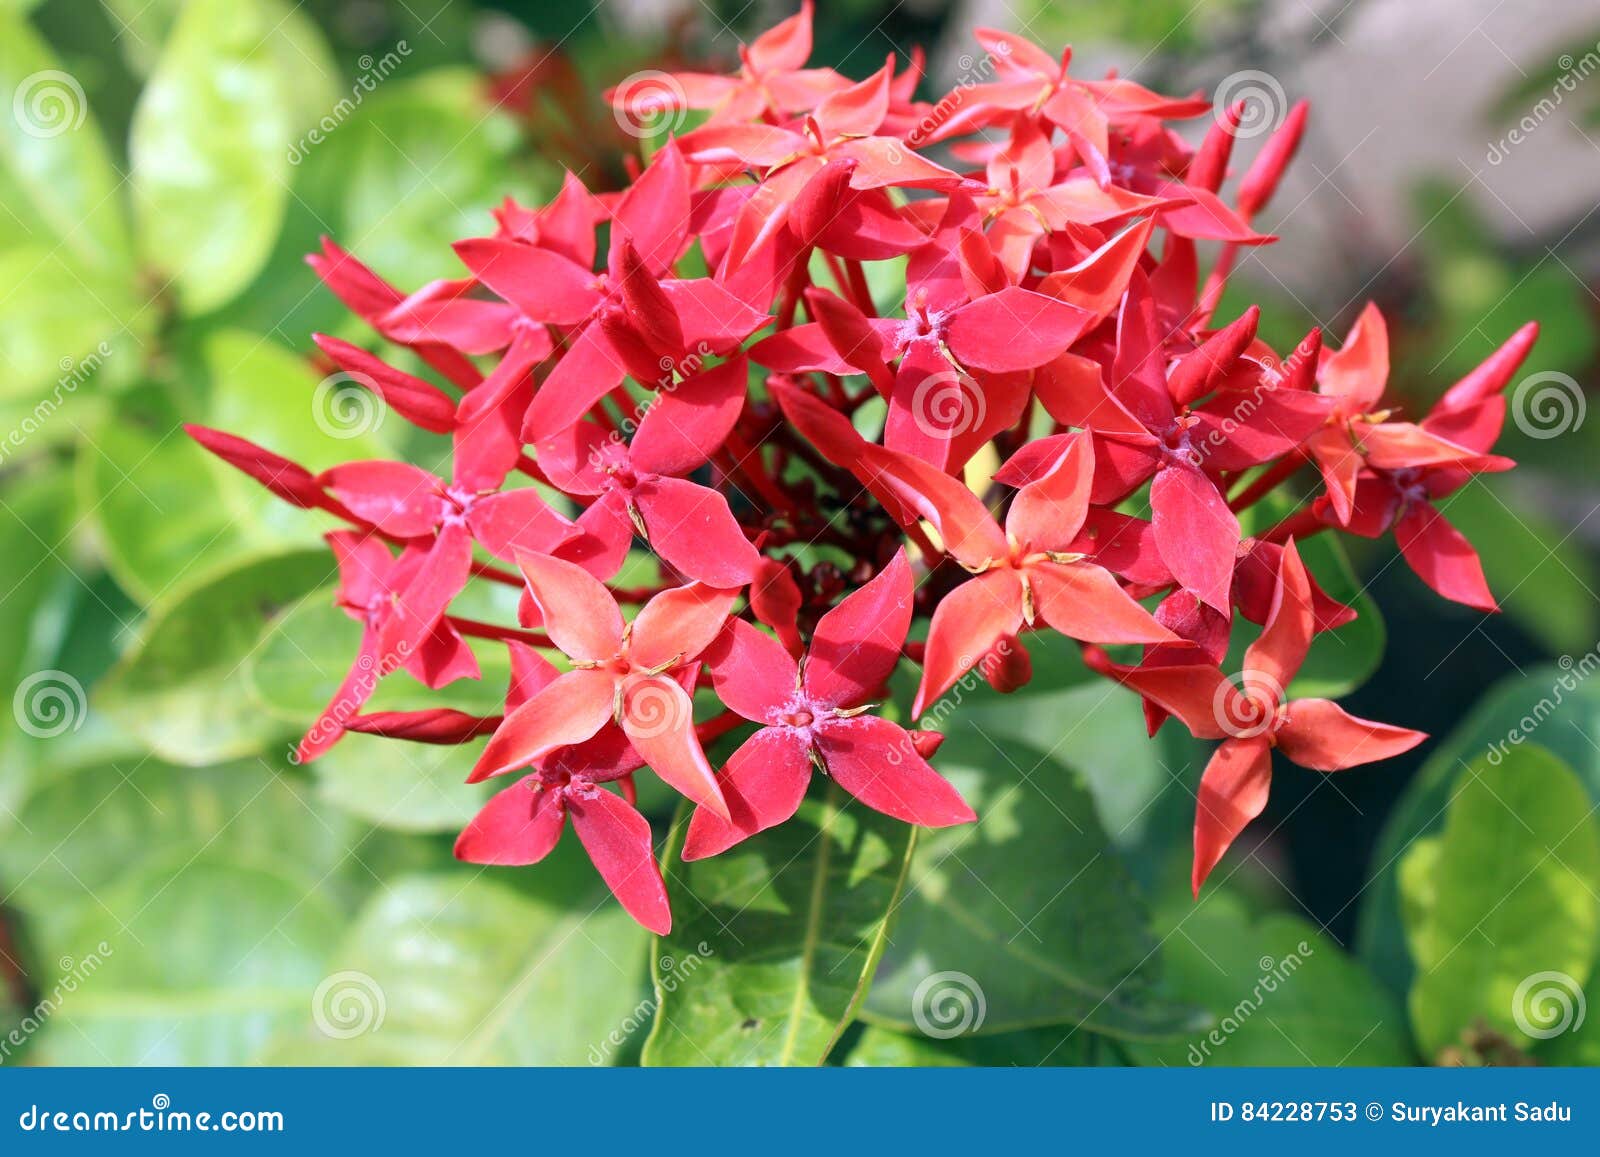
[469,553,737,820]
[1091,541,1425,894]
[684,552,974,859]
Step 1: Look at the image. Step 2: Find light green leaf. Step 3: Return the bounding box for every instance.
[31,855,344,1065]
[1124,894,1414,1066]
[642,785,915,1066]
[263,868,648,1064]
[863,733,1205,1041]
[97,549,333,764]
[1405,746,1600,1057]
[1360,662,1600,994]
[0,11,130,267]
[0,247,132,401]
[130,0,301,313]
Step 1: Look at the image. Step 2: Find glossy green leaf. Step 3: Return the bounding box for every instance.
[642,785,915,1066]
[130,0,304,313]
[1359,662,1600,994]
[1404,746,1600,1057]
[30,854,343,1065]
[1124,893,1414,1066]
[0,10,130,267]
[262,867,649,1064]
[863,732,1205,1041]
[96,549,333,764]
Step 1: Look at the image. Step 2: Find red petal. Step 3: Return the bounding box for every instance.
[1150,460,1240,614]
[862,444,1008,568]
[522,324,627,442]
[568,787,672,934]
[468,489,577,563]
[1166,307,1260,407]
[816,716,976,827]
[377,521,474,660]
[515,551,625,662]
[620,675,729,819]
[946,287,1093,372]
[1095,656,1231,740]
[505,640,561,711]
[630,354,748,477]
[1395,503,1497,612]
[469,668,616,782]
[452,239,600,325]
[320,461,445,538]
[295,635,385,763]
[1005,432,1092,549]
[311,335,457,433]
[1192,736,1272,895]
[1029,560,1174,645]
[1241,538,1314,695]
[632,478,761,588]
[1319,302,1388,410]
[682,728,812,860]
[1275,699,1427,771]
[748,0,814,72]
[186,425,326,509]
[611,142,691,275]
[913,571,1025,717]
[806,550,913,708]
[455,776,567,865]
[751,556,805,657]
[703,618,797,722]
[631,582,740,670]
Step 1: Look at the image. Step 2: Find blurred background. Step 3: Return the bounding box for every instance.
[1,0,1598,1066]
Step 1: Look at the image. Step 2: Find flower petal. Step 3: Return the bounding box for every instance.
[468,667,616,782]
[454,776,567,865]
[806,549,913,708]
[682,728,812,860]
[1192,735,1272,895]
[1275,698,1427,772]
[913,570,1025,717]
[621,676,729,819]
[515,551,626,662]
[703,619,797,723]
[631,581,741,670]
[816,716,976,827]
[568,787,673,934]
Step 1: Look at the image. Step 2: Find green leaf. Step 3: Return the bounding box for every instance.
[0,755,413,953]
[1440,480,1598,654]
[1404,746,1600,1057]
[862,732,1205,1041]
[842,1022,1105,1066]
[312,734,493,834]
[642,785,915,1066]
[0,10,131,267]
[0,248,132,400]
[1125,893,1415,1066]
[130,0,304,314]
[30,854,344,1064]
[96,549,333,764]
[262,867,648,1064]
[1359,662,1600,994]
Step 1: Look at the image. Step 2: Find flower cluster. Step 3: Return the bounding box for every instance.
[191,5,1536,930]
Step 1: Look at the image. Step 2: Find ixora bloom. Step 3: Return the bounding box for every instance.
[193,7,1538,932]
